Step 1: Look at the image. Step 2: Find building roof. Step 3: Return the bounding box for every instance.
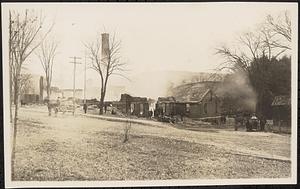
[120,93,148,102]
[176,87,211,102]
[157,96,176,103]
[157,89,214,104]
[171,81,216,102]
[272,95,291,106]
[199,89,211,102]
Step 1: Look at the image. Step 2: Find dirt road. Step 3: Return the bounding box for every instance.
[11,107,291,181]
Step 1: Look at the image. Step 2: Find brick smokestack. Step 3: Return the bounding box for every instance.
[101,33,110,63]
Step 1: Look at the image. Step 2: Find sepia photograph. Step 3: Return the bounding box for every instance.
[1,2,298,188]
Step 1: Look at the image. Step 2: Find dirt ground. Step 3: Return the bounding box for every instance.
[11,107,291,181]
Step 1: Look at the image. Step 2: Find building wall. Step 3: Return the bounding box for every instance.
[156,102,186,117]
[174,103,186,115]
[21,75,43,104]
[114,101,129,114]
[22,94,40,104]
[131,102,149,117]
[189,104,201,118]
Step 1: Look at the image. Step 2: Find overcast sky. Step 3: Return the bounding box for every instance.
[2,3,297,90]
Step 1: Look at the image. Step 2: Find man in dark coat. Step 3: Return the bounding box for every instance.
[83,103,87,114]
[260,115,266,131]
[245,118,251,131]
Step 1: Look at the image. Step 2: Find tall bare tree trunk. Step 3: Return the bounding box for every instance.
[9,11,13,123]
[46,76,51,98]
[99,91,105,115]
[86,32,127,116]
[46,78,51,116]
[9,68,13,123]
[11,77,19,180]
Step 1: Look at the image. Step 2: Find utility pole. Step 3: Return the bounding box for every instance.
[69,56,82,115]
[84,53,87,104]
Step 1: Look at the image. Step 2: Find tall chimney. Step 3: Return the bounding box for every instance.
[101,33,110,63]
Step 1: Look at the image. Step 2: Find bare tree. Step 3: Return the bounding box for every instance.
[85,32,128,115]
[216,11,291,73]
[215,46,251,74]
[9,9,53,179]
[36,39,58,101]
[19,74,33,101]
[10,73,33,107]
[238,32,264,60]
[266,11,291,47]
[215,11,292,118]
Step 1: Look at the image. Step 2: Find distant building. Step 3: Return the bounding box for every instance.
[61,89,83,99]
[21,74,43,104]
[112,94,149,117]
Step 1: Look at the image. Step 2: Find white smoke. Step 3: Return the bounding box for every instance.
[216,72,257,112]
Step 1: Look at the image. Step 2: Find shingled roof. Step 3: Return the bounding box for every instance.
[172,83,212,102]
[271,95,291,106]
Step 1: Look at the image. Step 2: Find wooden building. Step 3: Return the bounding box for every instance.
[186,89,221,118]
[156,89,221,119]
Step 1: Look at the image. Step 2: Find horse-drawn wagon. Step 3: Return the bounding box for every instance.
[46,98,74,116]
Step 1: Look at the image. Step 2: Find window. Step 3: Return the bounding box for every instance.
[130,103,134,113]
[186,104,190,113]
[204,103,207,114]
[140,103,144,115]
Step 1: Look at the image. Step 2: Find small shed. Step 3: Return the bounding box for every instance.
[271,95,291,128]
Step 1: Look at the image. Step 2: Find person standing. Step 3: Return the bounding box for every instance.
[234,116,238,131]
[104,104,107,113]
[54,97,61,116]
[245,118,250,131]
[260,115,266,131]
[83,103,87,114]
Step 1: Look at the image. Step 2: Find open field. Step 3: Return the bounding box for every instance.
[11,107,291,181]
